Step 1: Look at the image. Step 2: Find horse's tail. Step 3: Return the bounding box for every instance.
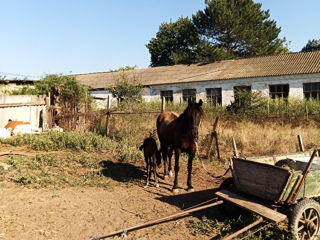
[139,144,144,151]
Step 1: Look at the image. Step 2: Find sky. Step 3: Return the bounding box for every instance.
[0,0,319,80]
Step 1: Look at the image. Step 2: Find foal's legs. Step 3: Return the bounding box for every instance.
[152,153,159,188]
[172,149,181,194]
[144,157,151,188]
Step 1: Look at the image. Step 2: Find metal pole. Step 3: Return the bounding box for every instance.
[222,217,264,240]
[96,200,223,239]
[297,135,305,152]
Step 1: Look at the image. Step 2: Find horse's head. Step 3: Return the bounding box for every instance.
[185,99,203,142]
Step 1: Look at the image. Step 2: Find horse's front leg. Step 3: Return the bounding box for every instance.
[187,152,195,192]
[172,149,181,194]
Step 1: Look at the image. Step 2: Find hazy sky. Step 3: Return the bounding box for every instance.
[0,0,319,79]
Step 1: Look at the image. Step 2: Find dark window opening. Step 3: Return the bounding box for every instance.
[269,84,289,99]
[160,90,173,102]
[182,89,196,102]
[303,82,320,100]
[206,88,222,106]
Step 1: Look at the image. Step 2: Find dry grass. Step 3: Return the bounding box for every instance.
[198,118,320,160]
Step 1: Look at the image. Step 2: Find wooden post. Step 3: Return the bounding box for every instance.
[105,112,110,136]
[107,95,111,110]
[105,96,111,136]
[214,132,221,160]
[206,117,220,159]
[297,135,305,152]
[306,104,309,120]
[267,98,270,115]
[232,137,239,158]
[161,96,166,112]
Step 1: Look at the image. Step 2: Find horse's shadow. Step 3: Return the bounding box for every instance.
[155,188,223,219]
[99,160,145,182]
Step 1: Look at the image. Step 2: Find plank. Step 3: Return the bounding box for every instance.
[215,190,287,223]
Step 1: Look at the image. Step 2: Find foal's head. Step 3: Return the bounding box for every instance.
[184,99,203,142]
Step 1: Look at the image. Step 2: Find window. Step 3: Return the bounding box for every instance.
[206,88,222,106]
[182,89,196,102]
[303,82,320,100]
[269,84,289,99]
[160,90,173,102]
[234,86,251,106]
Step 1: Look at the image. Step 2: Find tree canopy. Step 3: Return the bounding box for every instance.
[146,17,200,67]
[301,39,320,52]
[106,66,143,102]
[146,0,288,67]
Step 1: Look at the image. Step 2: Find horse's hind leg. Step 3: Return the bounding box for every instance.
[168,148,173,177]
[144,157,150,188]
[162,147,169,180]
[152,153,159,188]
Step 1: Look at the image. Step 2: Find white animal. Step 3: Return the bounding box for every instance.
[12,124,33,136]
[0,128,11,139]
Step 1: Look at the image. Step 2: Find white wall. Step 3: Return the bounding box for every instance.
[90,73,320,107]
[0,95,46,128]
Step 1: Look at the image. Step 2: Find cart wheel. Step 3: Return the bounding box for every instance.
[290,199,320,240]
[218,178,243,217]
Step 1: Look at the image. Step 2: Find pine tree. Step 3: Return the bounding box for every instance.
[192,0,287,59]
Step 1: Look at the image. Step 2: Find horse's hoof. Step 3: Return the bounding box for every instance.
[155,183,159,188]
[143,185,148,188]
[187,188,195,193]
[172,188,179,195]
[164,175,169,180]
[169,171,173,177]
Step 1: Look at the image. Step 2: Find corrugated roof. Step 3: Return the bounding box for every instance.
[75,51,320,89]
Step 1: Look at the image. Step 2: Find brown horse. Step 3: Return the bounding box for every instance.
[157,99,203,194]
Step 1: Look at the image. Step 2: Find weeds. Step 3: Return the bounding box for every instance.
[188,214,289,239]
[1,153,112,189]
[0,131,117,152]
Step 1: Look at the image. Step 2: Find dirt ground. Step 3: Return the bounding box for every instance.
[0,150,228,240]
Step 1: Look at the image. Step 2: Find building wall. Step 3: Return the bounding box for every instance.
[90,73,320,107]
[0,95,46,128]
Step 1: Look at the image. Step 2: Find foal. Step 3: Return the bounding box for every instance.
[139,137,161,188]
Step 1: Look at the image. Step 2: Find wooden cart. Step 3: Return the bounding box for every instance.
[216,149,320,240]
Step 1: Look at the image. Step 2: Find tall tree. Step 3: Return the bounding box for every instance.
[193,0,287,59]
[146,17,200,67]
[301,39,320,52]
[146,0,288,66]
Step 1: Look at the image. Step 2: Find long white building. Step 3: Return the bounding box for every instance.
[75,51,320,107]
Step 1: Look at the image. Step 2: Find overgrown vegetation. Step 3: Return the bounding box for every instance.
[0,153,111,189]
[106,66,143,109]
[188,214,289,239]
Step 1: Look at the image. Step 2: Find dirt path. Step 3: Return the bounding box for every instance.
[0,160,227,240]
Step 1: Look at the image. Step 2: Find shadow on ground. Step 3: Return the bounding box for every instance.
[156,189,289,240]
[99,160,145,182]
[155,188,223,219]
